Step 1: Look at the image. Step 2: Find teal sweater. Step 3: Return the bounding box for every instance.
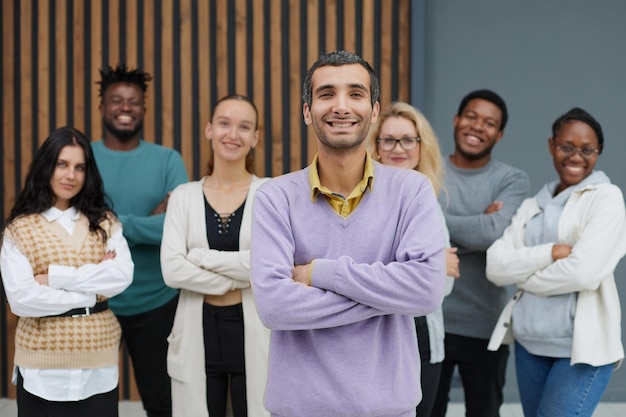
[92,140,189,315]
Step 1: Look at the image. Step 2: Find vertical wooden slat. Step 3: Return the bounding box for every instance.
[269,0,283,176]
[305,0,319,164]
[90,0,103,141]
[252,0,266,176]
[126,0,139,67]
[325,0,337,52]
[397,0,410,103]
[235,0,247,94]
[141,0,155,144]
[108,0,121,65]
[20,0,34,178]
[160,0,174,148]
[288,0,301,172]
[2,0,17,399]
[198,0,211,177]
[179,0,194,174]
[54,0,68,128]
[72,0,86,133]
[379,2,392,108]
[343,0,356,53]
[215,0,228,99]
[361,0,375,69]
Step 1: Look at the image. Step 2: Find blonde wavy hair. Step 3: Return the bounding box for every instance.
[367,101,444,195]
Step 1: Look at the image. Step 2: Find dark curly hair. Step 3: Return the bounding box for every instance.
[4,127,112,242]
[96,63,152,99]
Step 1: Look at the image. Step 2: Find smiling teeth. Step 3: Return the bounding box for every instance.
[332,122,352,128]
[118,115,132,122]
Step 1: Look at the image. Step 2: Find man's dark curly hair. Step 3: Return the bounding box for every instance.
[96,63,152,98]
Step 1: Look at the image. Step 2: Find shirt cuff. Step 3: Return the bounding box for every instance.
[47,264,78,290]
[307,260,316,286]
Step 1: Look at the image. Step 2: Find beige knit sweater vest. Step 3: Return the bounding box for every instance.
[7,213,122,369]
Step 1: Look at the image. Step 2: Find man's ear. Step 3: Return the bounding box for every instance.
[303,103,312,126]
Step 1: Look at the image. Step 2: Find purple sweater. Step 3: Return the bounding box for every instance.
[251,162,446,417]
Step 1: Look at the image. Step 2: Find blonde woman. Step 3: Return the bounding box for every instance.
[161,94,270,417]
[367,101,459,417]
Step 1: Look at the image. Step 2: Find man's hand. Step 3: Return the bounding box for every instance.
[446,247,460,278]
[150,192,172,215]
[484,200,504,214]
[293,264,312,286]
[552,244,572,261]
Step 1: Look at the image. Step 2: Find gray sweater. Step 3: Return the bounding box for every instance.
[439,158,529,339]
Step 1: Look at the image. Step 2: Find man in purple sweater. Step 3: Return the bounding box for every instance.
[251,51,447,417]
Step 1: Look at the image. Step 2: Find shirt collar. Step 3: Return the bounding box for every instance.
[42,206,80,223]
[309,152,375,200]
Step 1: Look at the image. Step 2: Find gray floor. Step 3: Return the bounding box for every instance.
[1,399,625,416]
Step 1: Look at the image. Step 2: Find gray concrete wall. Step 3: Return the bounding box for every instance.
[422,0,626,402]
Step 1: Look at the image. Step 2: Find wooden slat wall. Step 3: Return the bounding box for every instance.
[0,0,414,400]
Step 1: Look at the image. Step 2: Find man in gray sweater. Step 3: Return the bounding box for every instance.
[432,89,529,417]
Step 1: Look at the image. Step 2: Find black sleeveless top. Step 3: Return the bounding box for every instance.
[204,195,245,251]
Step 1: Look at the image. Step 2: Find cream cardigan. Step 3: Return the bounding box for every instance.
[486,182,626,367]
[161,176,271,417]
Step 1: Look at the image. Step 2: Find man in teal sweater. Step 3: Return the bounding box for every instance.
[92,64,189,417]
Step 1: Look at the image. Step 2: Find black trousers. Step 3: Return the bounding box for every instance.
[432,333,509,417]
[203,302,247,417]
[17,371,119,417]
[415,316,443,417]
[116,295,178,417]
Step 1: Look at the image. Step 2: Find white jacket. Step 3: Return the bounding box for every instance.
[161,176,271,417]
[486,182,626,367]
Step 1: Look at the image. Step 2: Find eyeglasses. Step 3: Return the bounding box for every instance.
[555,144,599,159]
[376,137,421,151]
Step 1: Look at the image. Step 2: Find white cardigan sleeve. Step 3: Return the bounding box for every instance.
[518,185,626,296]
[161,182,247,295]
[486,198,554,286]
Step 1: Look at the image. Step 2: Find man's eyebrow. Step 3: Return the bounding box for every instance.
[314,83,367,93]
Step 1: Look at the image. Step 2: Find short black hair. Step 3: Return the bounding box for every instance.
[457,89,508,131]
[96,63,152,98]
[551,107,604,154]
[302,50,380,108]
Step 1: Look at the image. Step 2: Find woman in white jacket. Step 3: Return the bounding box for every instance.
[486,107,626,417]
[161,94,270,417]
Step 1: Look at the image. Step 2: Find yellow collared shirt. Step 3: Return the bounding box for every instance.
[309,152,374,217]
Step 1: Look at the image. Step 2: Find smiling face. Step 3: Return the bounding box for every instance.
[377,116,421,170]
[99,82,146,142]
[452,98,503,166]
[549,120,600,194]
[50,145,86,210]
[206,98,259,164]
[303,64,379,151]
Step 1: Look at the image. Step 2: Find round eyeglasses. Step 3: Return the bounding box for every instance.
[376,137,421,151]
[555,144,599,159]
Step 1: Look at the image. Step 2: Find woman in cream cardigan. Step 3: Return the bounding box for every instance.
[161,94,270,417]
[486,108,626,417]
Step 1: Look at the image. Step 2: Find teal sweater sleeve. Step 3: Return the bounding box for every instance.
[117,150,189,246]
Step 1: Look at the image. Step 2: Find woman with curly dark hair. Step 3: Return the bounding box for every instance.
[1,126,133,417]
